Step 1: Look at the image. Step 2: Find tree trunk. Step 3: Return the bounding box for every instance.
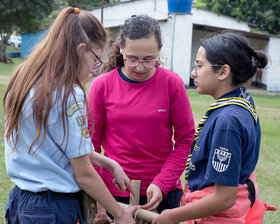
[0,33,11,63]
[0,42,7,63]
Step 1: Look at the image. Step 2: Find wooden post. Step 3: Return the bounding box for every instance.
[129,179,141,206]
[82,191,97,224]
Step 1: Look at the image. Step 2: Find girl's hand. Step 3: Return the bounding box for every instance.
[112,163,135,196]
[95,203,113,224]
[141,184,163,211]
[114,205,140,224]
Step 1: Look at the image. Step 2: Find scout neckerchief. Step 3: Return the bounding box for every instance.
[185,92,258,183]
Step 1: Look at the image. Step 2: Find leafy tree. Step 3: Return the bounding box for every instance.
[194,0,280,35]
[40,0,121,32]
[0,0,55,62]
[67,0,120,9]
[0,0,119,63]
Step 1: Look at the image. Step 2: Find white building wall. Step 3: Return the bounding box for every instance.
[91,0,169,28]
[160,14,193,85]
[191,30,209,67]
[265,37,280,92]
[91,0,280,91]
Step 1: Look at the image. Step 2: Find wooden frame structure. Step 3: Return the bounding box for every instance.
[82,180,185,224]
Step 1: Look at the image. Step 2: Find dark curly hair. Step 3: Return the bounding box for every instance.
[101,14,162,73]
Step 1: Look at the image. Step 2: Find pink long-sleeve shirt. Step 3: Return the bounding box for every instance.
[87,67,195,196]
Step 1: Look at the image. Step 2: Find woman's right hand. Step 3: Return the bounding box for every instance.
[114,205,140,224]
[112,163,135,196]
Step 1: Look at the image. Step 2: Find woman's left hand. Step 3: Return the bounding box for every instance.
[112,163,135,196]
[141,184,163,211]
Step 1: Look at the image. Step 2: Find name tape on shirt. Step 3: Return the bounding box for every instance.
[67,101,84,117]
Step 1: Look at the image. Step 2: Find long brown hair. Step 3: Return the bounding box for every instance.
[3,7,107,153]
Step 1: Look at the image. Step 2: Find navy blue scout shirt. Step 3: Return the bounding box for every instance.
[188,88,261,192]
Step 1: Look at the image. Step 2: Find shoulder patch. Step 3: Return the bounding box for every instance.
[66,101,84,117]
[212,146,231,172]
[82,128,90,138]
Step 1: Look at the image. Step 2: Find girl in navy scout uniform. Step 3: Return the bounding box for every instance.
[152,32,276,224]
[4,7,138,224]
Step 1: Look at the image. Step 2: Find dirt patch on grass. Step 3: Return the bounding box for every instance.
[0,75,10,85]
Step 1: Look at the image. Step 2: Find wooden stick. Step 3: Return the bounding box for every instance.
[82,191,96,224]
[118,202,185,224]
[129,179,141,205]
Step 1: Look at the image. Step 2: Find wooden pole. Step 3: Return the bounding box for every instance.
[118,202,185,224]
[129,179,141,205]
[82,191,97,224]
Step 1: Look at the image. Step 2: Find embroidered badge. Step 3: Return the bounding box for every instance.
[212,146,231,172]
[66,101,84,117]
[190,161,196,171]
[193,144,200,151]
[82,128,90,138]
[76,116,86,126]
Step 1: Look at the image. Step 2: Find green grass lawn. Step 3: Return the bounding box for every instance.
[6,46,21,53]
[0,58,24,78]
[0,83,15,223]
[0,61,279,222]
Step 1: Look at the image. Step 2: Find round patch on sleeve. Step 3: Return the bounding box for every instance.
[82,128,90,138]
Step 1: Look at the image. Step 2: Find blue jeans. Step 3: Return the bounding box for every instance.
[5,186,83,224]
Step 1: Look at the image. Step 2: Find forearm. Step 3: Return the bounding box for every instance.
[87,152,135,195]
[72,154,123,219]
[89,151,118,172]
[157,184,237,223]
[71,154,136,223]
[76,169,123,219]
[152,147,188,195]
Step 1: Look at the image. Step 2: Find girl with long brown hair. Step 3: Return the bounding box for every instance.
[3,7,137,224]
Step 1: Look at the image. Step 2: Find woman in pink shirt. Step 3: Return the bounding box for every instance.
[87,15,195,222]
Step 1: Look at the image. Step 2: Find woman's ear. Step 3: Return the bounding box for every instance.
[77,43,86,53]
[120,48,124,55]
[218,64,231,81]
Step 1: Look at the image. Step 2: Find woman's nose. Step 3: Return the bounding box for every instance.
[191,68,196,78]
[136,62,145,71]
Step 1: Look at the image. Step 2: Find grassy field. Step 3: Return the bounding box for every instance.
[0,60,279,222]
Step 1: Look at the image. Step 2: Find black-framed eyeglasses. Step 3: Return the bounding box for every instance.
[88,47,103,69]
[193,61,222,73]
[124,58,158,68]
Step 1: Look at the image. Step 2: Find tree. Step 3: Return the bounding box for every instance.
[66,0,120,9]
[0,0,120,63]
[193,0,280,35]
[0,0,55,62]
